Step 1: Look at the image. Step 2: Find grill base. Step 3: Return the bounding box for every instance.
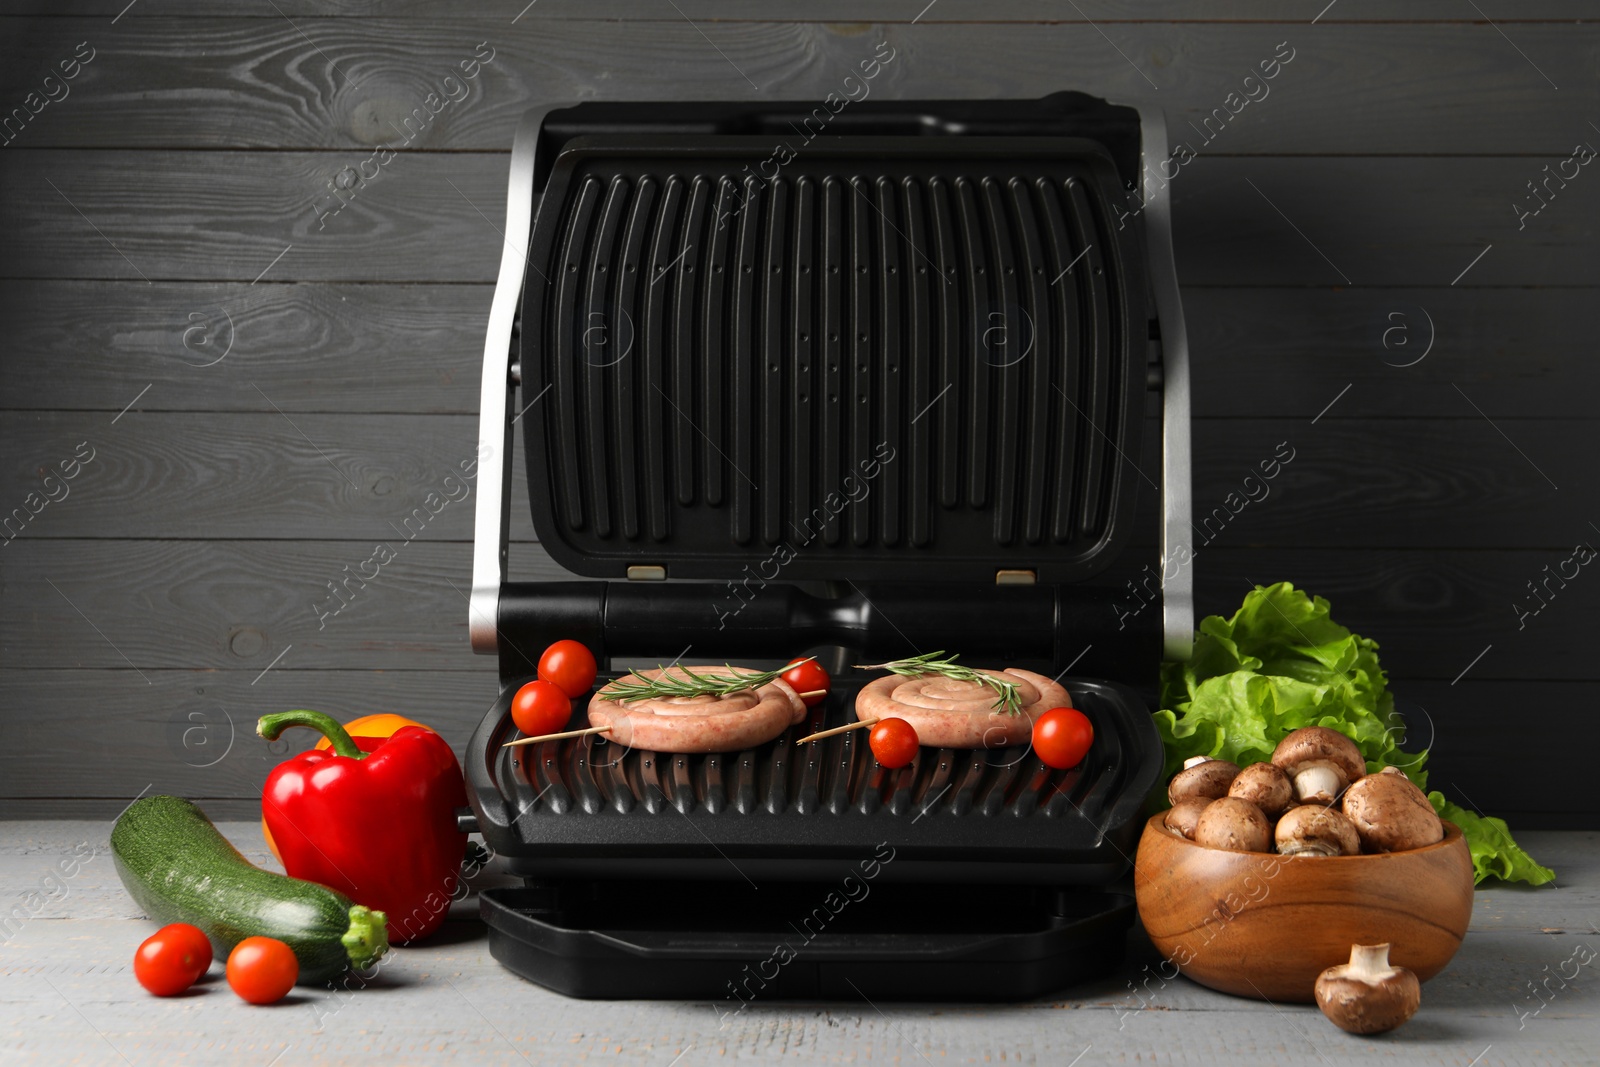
[481,880,1133,1001]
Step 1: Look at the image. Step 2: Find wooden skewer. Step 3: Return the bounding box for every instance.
[503,725,611,748]
[795,718,878,745]
[796,689,827,700]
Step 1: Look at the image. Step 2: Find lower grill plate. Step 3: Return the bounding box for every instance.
[467,674,1160,884]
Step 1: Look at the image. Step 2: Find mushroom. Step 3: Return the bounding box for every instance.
[1227,762,1293,818]
[1342,766,1444,853]
[1167,756,1241,807]
[1164,798,1210,840]
[1275,803,1360,857]
[1314,943,1421,1034]
[1193,797,1272,853]
[1272,727,1366,806]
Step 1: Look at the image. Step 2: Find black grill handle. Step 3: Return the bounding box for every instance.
[497,579,1155,682]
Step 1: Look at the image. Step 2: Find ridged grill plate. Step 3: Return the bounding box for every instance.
[470,675,1161,884]
[520,136,1147,583]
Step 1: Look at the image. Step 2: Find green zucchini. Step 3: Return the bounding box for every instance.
[112,795,387,984]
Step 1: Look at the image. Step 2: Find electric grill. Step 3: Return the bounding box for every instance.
[463,92,1194,1000]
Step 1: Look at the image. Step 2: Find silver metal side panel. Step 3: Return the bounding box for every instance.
[471,107,551,654]
[1130,104,1195,661]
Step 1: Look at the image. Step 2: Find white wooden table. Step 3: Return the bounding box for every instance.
[2,822,1594,1066]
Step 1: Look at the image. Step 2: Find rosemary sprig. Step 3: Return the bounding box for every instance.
[599,659,812,703]
[854,650,1023,716]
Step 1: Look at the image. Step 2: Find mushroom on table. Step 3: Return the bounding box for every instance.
[1315,943,1422,1034]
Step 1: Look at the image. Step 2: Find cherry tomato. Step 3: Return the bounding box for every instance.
[869,717,920,769]
[511,679,572,737]
[1033,707,1094,769]
[226,936,298,1005]
[539,639,599,699]
[780,657,831,708]
[133,923,213,996]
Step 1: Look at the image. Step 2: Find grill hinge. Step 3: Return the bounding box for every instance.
[1146,320,1163,390]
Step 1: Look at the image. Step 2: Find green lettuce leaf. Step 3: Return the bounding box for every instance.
[1156,581,1548,885]
[1156,582,1422,784]
[1429,794,1555,886]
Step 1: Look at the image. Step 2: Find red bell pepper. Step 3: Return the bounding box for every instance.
[257,709,468,944]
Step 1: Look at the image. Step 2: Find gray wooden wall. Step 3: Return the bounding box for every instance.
[1,2,1596,828]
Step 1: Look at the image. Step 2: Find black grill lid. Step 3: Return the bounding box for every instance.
[472,93,1195,668]
[520,125,1149,585]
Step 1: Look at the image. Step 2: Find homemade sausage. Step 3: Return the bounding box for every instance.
[854,667,1070,748]
[586,666,806,753]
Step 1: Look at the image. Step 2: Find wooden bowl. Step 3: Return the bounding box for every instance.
[1134,814,1473,1003]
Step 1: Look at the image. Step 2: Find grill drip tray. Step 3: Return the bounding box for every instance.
[481,879,1134,1001]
